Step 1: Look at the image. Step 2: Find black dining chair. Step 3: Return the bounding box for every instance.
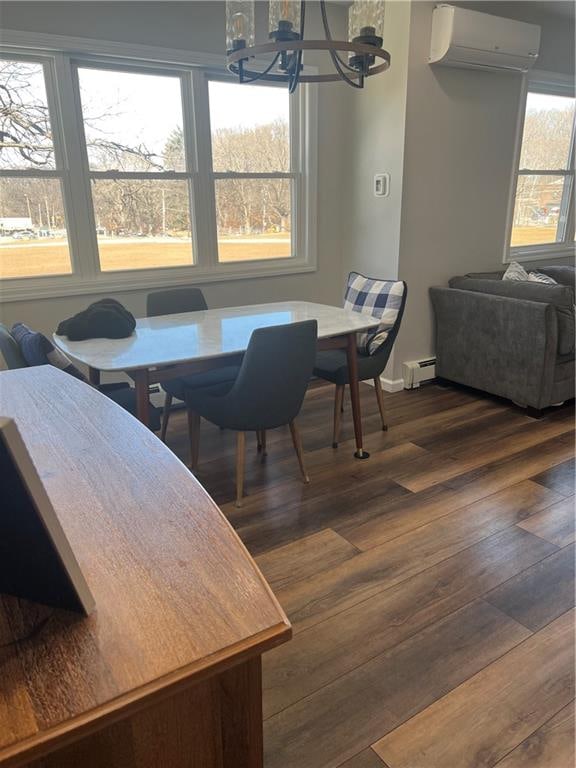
[146,287,241,441]
[184,320,318,507]
[314,277,407,447]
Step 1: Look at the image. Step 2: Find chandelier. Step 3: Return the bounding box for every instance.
[226,1,390,93]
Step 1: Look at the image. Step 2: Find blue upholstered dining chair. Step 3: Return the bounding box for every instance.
[184,320,318,507]
[0,324,27,370]
[314,273,407,448]
[0,323,161,429]
[146,287,241,442]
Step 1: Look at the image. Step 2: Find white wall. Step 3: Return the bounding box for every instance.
[0,1,348,333]
[392,0,575,379]
[340,0,411,382]
[341,0,411,283]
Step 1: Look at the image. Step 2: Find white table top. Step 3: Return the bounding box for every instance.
[53,301,379,372]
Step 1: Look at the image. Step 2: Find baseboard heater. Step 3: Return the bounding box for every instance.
[403,358,437,389]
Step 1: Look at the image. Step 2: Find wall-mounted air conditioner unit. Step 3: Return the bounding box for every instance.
[429,4,540,73]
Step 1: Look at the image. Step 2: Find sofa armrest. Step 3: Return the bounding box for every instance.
[430,287,558,409]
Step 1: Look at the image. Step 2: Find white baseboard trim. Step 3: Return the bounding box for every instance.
[364,376,405,393]
[381,377,405,393]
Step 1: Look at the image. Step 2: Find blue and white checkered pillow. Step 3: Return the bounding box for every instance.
[344,273,405,355]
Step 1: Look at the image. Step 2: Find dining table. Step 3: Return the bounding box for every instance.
[54,300,380,459]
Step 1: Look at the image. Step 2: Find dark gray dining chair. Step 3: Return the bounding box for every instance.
[184,320,318,507]
[146,287,241,441]
[314,278,407,447]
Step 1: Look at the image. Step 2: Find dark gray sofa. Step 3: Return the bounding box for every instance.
[430,265,575,413]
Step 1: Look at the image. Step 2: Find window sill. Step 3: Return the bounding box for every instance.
[504,245,576,264]
[0,261,317,303]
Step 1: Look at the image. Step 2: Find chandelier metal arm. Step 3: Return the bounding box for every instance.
[325,42,364,89]
[228,41,389,69]
[233,52,282,84]
[288,0,306,94]
[319,0,360,75]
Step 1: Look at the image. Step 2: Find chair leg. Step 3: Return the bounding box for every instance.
[256,430,262,452]
[289,420,310,484]
[373,376,388,431]
[260,429,267,462]
[187,408,200,470]
[235,431,246,507]
[333,384,345,448]
[160,392,172,442]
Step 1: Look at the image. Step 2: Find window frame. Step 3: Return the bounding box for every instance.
[0,52,79,280]
[0,31,318,302]
[504,69,576,263]
[73,60,200,275]
[206,72,298,266]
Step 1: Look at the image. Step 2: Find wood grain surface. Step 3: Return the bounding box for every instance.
[373,610,575,768]
[5,373,573,768]
[0,366,289,766]
[165,380,574,768]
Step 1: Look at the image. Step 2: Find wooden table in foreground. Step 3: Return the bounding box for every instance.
[0,367,290,768]
[53,301,380,459]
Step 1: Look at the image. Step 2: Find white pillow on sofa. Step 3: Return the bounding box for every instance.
[503,261,557,284]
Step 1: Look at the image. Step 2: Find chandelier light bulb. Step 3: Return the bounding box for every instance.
[226,1,255,52]
[232,12,247,41]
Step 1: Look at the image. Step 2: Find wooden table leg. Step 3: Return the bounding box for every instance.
[133,369,150,428]
[88,367,101,387]
[346,332,370,459]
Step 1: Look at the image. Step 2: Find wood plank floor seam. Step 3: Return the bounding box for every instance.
[264,599,533,767]
[163,383,575,768]
[341,479,563,553]
[262,588,534,722]
[372,610,575,768]
[265,526,555,720]
[267,521,557,644]
[279,501,562,635]
[491,698,575,767]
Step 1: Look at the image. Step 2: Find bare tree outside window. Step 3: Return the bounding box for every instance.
[511,91,575,249]
[77,66,194,272]
[0,57,301,280]
[209,80,292,262]
[0,59,72,278]
[0,60,54,169]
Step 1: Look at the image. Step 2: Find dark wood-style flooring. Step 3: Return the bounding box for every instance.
[165,381,575,768]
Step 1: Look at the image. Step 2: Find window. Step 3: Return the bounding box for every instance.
[0,58,72,278]
[77,66,194,272]
[208,80,293,262]
[0,39,316,299]
[508,76,575,259]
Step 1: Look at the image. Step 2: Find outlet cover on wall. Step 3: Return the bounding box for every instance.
[374,173,390,197]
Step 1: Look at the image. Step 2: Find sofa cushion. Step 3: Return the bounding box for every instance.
[448,276,575,356]
[465,266,574,288]
[538,265,576,290]
[502,261,557,284]
[11,323,88,381]
[502,261,529,281]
